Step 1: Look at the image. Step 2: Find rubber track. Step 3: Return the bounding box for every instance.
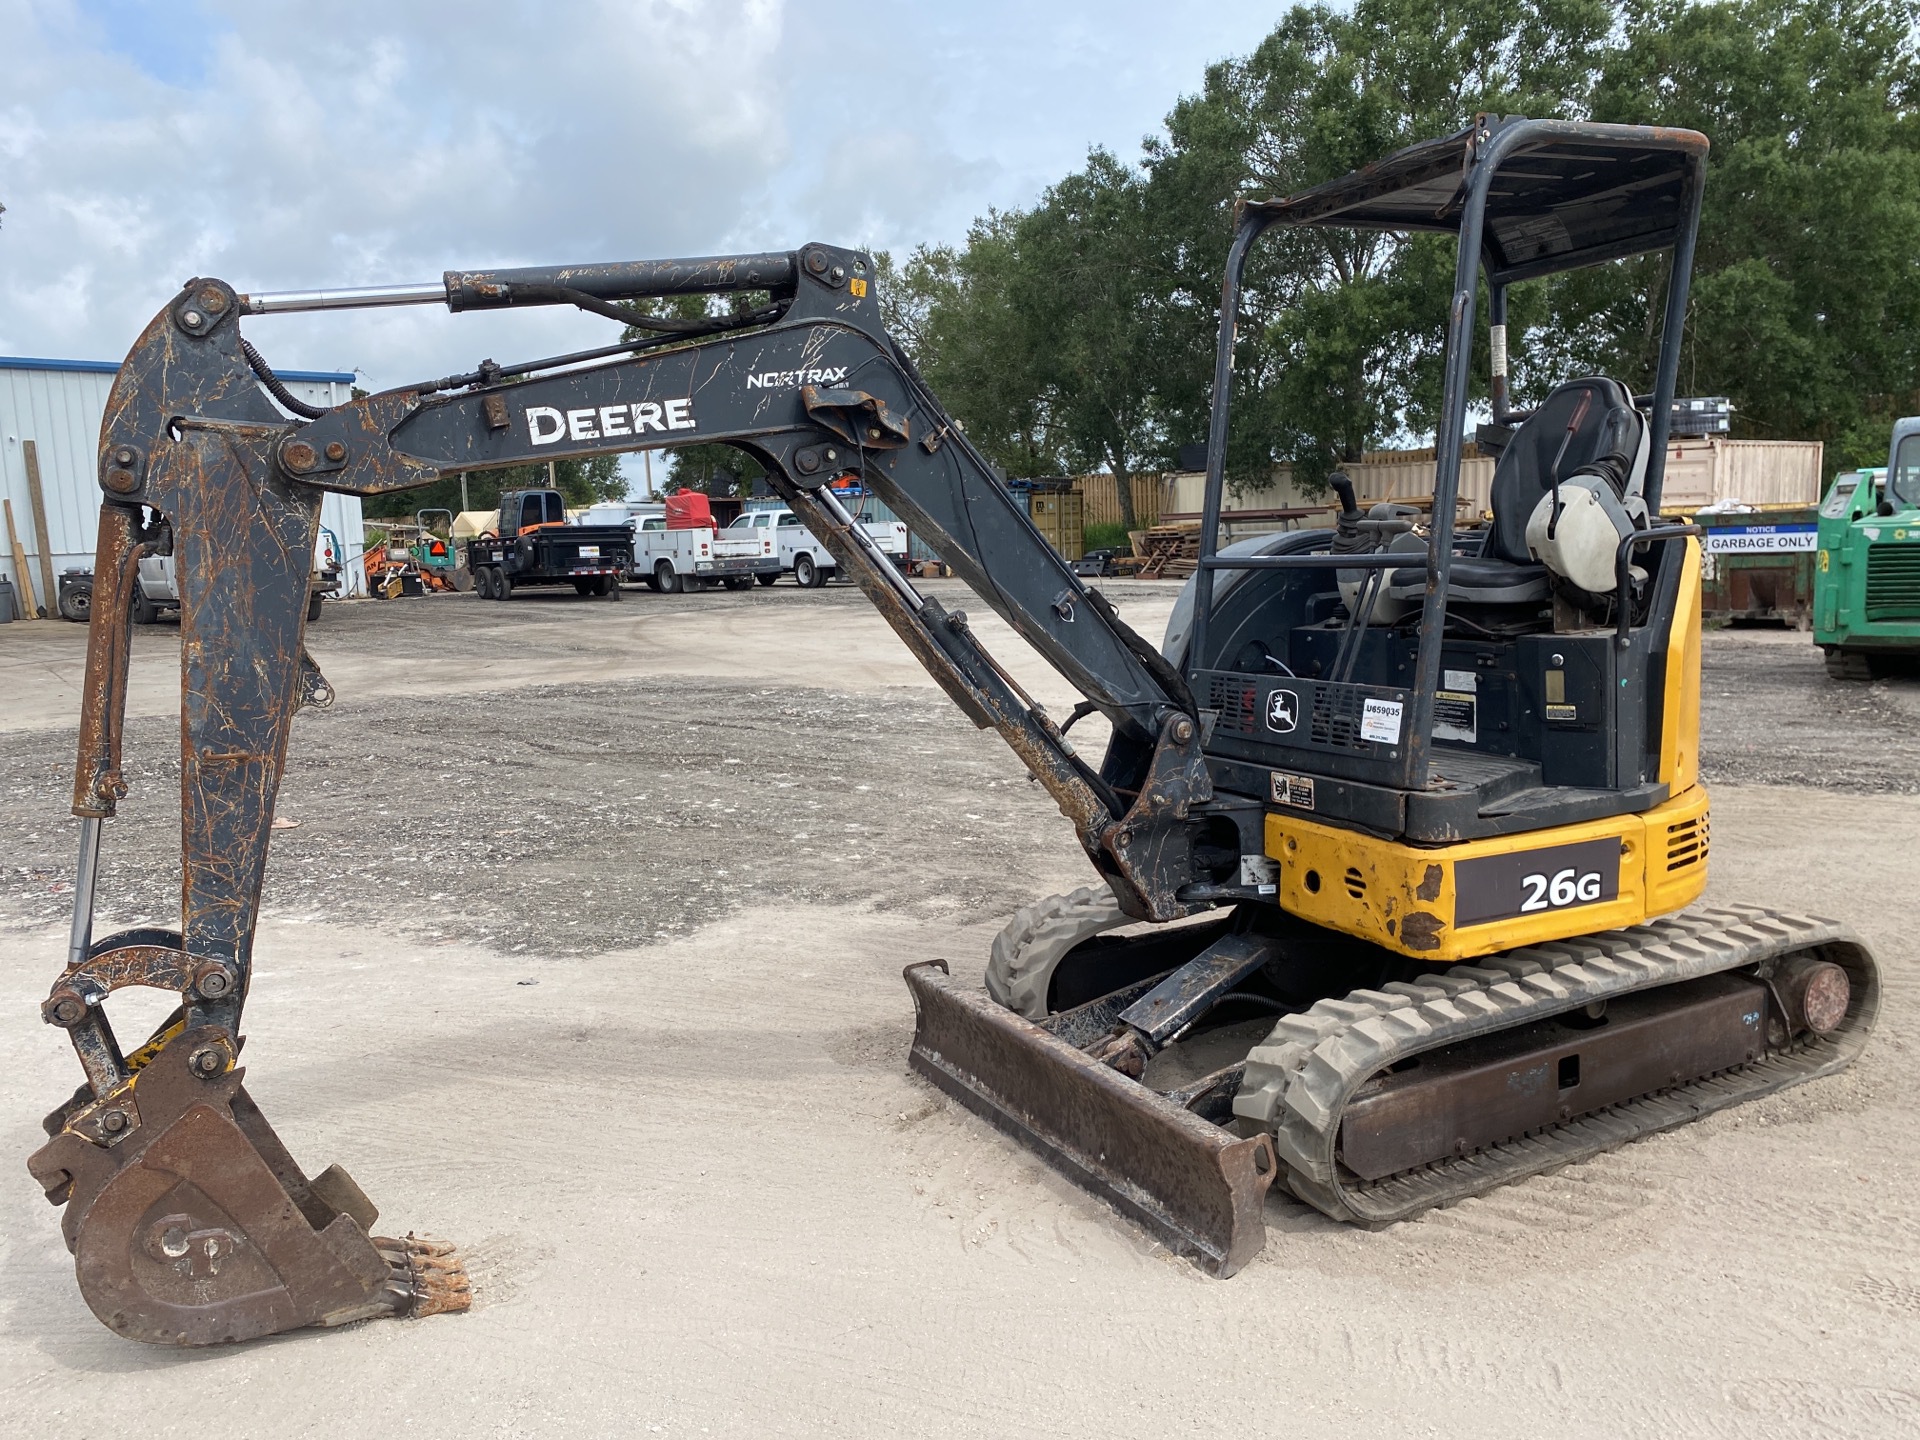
[1231,905,1879,1227]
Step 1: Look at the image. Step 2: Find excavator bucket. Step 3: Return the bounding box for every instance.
[904,961,1277,1276]
[29,1027,468,1346]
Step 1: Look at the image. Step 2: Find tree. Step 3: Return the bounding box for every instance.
[910,215,1070,479]
[1008,152,1178,528]
[1140,0,1614,489]
[1573,0,1920,474]
[363,454,626,520]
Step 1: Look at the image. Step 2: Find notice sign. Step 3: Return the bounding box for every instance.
[1704,525,1816,554]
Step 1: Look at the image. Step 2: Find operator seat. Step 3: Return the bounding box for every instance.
[1388,377,1649,606]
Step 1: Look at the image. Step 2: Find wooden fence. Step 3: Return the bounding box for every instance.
[1069,473,1166,531]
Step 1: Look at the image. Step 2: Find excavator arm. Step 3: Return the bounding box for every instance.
[31,243,1235,1344]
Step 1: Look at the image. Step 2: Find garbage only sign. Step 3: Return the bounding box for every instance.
[1703,524,1817,553]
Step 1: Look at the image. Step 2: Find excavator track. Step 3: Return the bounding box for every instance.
[1233,905,1878,1227]
[911,902,1876,1274]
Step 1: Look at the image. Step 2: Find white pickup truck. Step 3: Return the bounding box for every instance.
[128,523,343,623]
[576,501,779,592]
[725,506,910,587]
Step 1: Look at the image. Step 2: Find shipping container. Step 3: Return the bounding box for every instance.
[1659,438,1823,512]
[1027,486,1085,560]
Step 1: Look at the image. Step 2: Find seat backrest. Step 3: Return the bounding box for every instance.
[1487,377,1645,563]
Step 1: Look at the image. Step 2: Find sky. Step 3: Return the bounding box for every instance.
[0,0,1283,397]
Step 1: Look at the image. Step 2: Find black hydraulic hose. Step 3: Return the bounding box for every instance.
[240,337,328,419]
[500,282,780,335]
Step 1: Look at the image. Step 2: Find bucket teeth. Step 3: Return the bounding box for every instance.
[378,1234,473,1318]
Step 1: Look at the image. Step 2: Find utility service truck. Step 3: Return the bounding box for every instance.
[726,503,909,586]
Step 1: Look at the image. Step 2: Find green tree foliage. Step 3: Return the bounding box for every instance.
[897,0,1920,492]
[364,456,625,520]
[1144,0,1612,489]
[1582,0,1920,469]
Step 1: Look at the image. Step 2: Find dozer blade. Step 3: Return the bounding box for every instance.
[904,961,1276,1277]
[28,1029,469,1346]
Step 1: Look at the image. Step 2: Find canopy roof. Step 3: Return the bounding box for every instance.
[1244,117,1707,283]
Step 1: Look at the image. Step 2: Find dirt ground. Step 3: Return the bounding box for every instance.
[2,582,1916,1439]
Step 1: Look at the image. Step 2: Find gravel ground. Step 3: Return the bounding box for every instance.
[0,676,1070,950]
[4,586,1917,1439]
[1696,626,1920,793]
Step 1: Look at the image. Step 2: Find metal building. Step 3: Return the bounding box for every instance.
[0,356,367,614]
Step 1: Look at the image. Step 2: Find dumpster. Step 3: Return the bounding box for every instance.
[1694,504,1819,627]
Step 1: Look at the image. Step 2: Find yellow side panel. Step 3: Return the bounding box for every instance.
[1660,537,1703,791]
[1644,783,1711,916]
[1264,786,1710,964]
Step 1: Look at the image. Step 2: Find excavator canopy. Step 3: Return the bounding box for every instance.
[1242,117,1708,280]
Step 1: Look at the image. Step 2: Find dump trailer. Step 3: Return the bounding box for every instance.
[31,117,1876,1348]
[1815,420,1920,677]
[466,486,632,599]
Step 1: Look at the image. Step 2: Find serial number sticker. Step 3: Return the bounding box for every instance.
[1270,771,1316,810]
[1454,838,1621,927]
[1546,702,1579,721]
[1360,698,1403,745]
[1433,690,1477,743]
[578,545,601,558]
[1443,669,1479,693]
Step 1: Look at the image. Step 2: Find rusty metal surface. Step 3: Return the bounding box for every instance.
[1117,933,1273,1044]
[26,1033,465,1345]
[1338,972,1770,1182]
[30,276,471,1346]
[904,961,1276,1277]
[38,248,1223,1342]
[71,503,147,818]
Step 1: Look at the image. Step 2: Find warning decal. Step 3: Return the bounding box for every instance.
[1270,771,1316,809]
[1433,691,1477,743]
[1704,525,1816,554]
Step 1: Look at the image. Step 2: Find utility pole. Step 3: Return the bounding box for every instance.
[459,472,470,514]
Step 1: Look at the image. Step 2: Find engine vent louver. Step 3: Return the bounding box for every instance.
[1206,676,1259,736]
[1665,813,1711,872]
[1866,545,1920,622]
[1311,688,1366,749]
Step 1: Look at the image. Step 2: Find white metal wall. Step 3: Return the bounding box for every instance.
[0,360,364,603]
[0,362,117,578]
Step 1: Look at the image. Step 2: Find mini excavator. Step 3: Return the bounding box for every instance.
[32,118,1877,1343]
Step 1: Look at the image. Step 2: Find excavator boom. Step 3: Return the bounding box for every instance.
[31,241,1239,1343]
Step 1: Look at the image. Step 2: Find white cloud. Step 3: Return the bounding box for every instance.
[0,0,1274,388]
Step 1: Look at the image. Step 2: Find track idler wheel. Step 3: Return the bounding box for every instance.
[27,1028,469,1346]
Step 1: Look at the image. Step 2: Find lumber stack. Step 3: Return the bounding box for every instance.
[1132,523,1201,580]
